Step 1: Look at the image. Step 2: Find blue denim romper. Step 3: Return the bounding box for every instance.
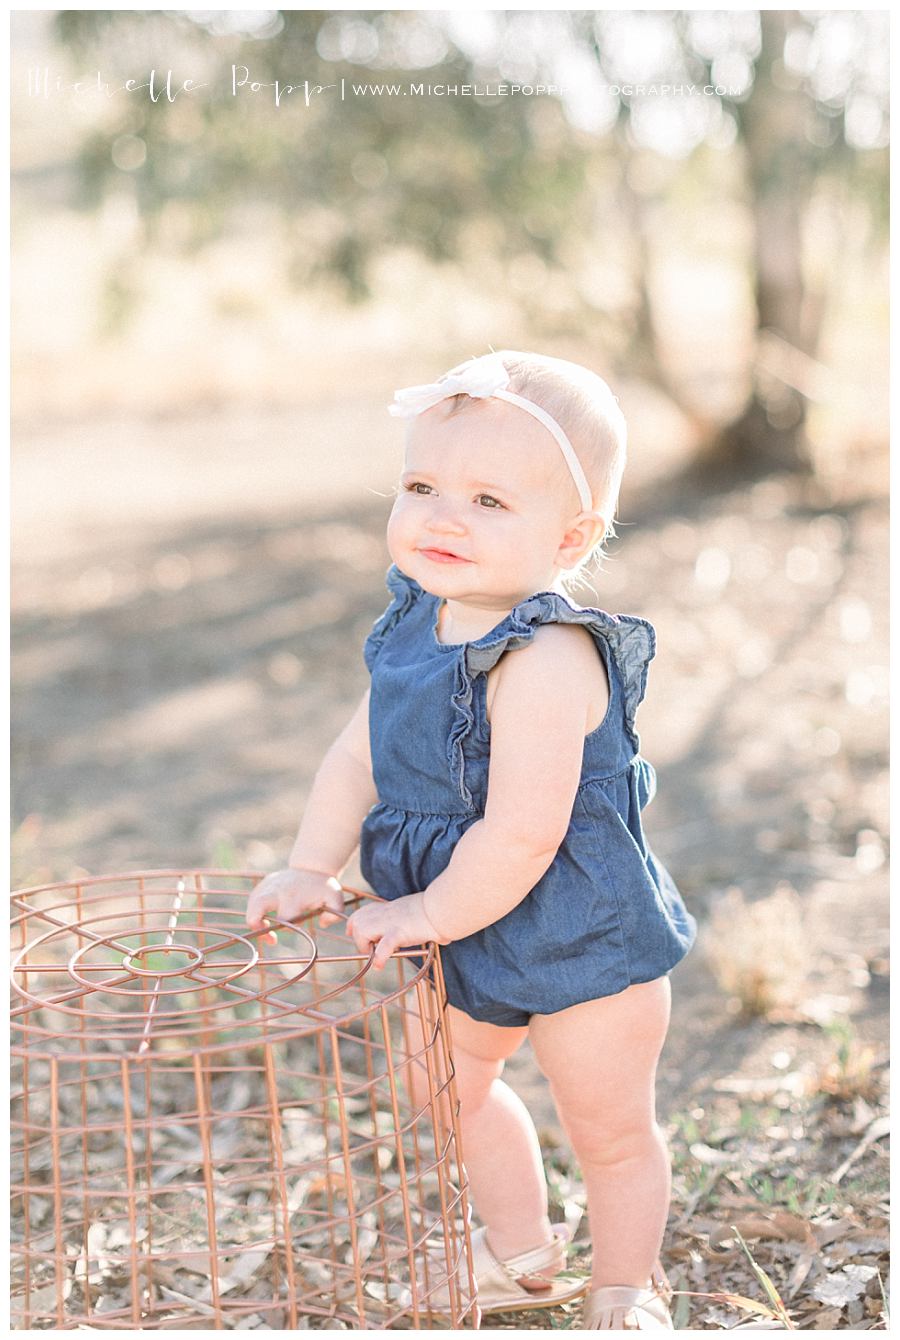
[359,563,697,1027]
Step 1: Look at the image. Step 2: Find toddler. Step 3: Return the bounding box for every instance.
[247,350,697,1329]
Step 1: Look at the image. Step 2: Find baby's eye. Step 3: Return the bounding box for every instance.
[403,481,433,495]
[477,494,504,509]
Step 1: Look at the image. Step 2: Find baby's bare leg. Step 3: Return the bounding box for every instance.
[528,978,672,1290]
[403,991,551,1259]
[443,1004,554,1260]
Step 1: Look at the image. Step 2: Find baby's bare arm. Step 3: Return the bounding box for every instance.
[423,624,608,941]
[247,690,377,935]
[287,688,377,876]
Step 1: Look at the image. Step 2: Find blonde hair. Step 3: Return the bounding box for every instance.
[442,349,628,587]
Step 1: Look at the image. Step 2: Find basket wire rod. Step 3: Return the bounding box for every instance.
[11,899,288,967]
[77,979,94,1318]
[424,987,460,1316]
[313,1021,342,1297]
[192,874,217,1104]
[263,1043,300,1328]
[329,1024,369,1325]
[12,947,271,1022]
[192,1052,224,1328]
[399,963,429,1206]
[357,958,393,1304]
[307,951,341,1302]
[143,1055,157,1311]
[13,931,416,1029]
[21,1052,33,1328]
[380,1000,423,1329]
[14,985,441,1062]
[136,877,187,1056]
[399,974,436,1307]
[11,1074,455,1171]
[13,956,276,973]
[48,1056,67,1326]
[255,950,280,1312]
[258,922,292,1323]
[433,954,480,1324]
[10,938,283,977]
[10,895,28,1323]
[12,934,425,1021]
[134,878,155,1322]
[412,977,456,1315]
[11,896,137,956]
[195,884,226,1321]
[120,1055,145,1325]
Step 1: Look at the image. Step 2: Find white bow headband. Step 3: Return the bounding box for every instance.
[387,353,594,512]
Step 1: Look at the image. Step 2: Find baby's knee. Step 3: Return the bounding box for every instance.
[565,1109,666,1169]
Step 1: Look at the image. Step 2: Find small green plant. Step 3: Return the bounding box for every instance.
[671,1111,702,1144]
[210,836,241,870]
[730,1224,795,1328]
[817,1018,880,1101]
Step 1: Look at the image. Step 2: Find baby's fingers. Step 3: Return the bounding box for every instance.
[246,886,276,931]
[344,910,376,960]
[247,921,278,947]
[317,892,347,928]
[372,930,401,971]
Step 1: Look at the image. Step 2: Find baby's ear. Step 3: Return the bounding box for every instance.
[556,511,606,569]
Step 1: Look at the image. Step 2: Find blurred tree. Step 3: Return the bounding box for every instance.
[705,10,885,473]
[42,9,888,476]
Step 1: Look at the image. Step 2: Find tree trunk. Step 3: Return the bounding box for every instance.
[709,10,823,476]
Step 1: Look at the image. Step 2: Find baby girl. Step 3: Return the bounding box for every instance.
[247,350,697,1329]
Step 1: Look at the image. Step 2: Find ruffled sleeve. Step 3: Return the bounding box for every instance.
[363,564,426,672]
[464,592,657,755]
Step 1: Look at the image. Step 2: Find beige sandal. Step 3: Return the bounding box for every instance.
[583,1261,674,1330]
[416,1221,589,1316]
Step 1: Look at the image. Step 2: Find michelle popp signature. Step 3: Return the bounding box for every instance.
[26,65,340,107]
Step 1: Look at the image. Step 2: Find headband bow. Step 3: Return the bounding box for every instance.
[387,353,594,513]
[388,353,511,417]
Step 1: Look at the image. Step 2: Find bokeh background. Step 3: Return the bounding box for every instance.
[11,9,889,1330]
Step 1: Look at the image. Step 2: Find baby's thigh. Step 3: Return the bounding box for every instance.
[445,1003,530,1109]
[400,988,528,1113]
[528,978,671,1149]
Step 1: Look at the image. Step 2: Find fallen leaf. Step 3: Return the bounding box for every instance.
[812,1264,879,1307]
[811,1305,844,1329]
[219,1248,271,1294]
[19,1276,73,1315]
[786,1240,819,1300]
[709,1212,812,1250]
[812,1218,857,1248]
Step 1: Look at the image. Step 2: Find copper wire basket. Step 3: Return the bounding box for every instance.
[10,870,479,1330]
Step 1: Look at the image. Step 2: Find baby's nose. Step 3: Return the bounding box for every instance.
[425,499,466,533]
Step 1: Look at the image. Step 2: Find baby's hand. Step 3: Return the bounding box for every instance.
[246,868,345,945]
[344,893,450,971]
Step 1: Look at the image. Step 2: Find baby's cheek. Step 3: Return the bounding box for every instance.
[386,504,415,557]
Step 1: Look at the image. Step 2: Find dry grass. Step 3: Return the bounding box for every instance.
[704,884,813,1019]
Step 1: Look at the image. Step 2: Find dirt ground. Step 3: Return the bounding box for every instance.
[11,407,889,1329]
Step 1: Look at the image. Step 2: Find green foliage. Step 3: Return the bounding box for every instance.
[43,9,886,304]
